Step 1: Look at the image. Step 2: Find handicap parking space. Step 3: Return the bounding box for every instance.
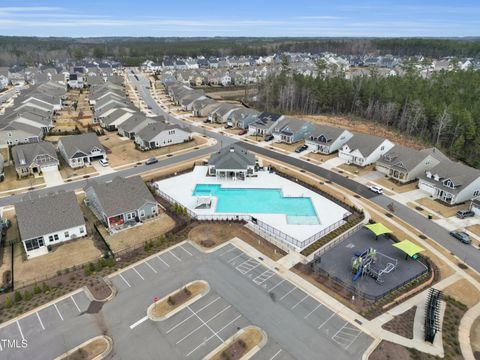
[157,291,249,359]
[217,246,371,354]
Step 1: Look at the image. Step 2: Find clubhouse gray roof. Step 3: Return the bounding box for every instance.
[12,141,58,168]
[85,176,157,217]
[209,144,256,170]
[59,133,105,158]
[343,134,387,157]
[15,191,85,240]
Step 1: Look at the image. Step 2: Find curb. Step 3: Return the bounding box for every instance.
[54,335,113,360]
[147,280,210,321]
[84,277,117,303]
[203,325,267,360]
[187,239,233,254]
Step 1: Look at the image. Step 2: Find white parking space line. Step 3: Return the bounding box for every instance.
[169,251,181,262]
[253,270,276,285]
[166,297,221,334]
[179,245,193,256]
[185,315,241,358]
[345,331,363,349]
[304,304,322,319]
[145,261,158,273]
[291,295,309,310]
[36,312,45,330]
[269,279,286,292]
[176,305,231,344]
[16,320,25,341]
[318,312,336,329]
[157,255,170,268]
[279,286,296,301]
[219,247,237,256]
[130,315,149,329]
[133,267,145,280]
[71,296,81,313]
[119,274,131,287]
[54,304,64,321]
[270,349,283,360]
[227,253,245,263]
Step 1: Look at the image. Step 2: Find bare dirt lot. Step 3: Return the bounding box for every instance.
[188,223,286,261]
[104,213,176,254]
[99,135,207,167]
[302,114,424,150]
[443,279,480,308]
[13,238,102,287]
[337,163,375,176]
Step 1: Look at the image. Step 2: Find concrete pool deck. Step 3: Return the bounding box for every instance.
[154,166,351,250]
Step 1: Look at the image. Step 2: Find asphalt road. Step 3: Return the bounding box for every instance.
[130,70,480,273]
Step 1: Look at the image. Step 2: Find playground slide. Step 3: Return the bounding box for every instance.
[352,265,363,282]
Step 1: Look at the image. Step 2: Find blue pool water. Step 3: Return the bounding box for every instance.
[193,184,319,224]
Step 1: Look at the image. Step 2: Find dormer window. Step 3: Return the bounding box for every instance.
[444,179,455,189]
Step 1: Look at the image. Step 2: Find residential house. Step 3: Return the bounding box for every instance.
[117,115,158,139]
[248,112,284,137]
[338,134,394,167]
[271,117,315,144]
[470,197,480,216]
[179,91,206,111]
[12,141,59,177]
[418,160,480,205]
[208,144,256,180]
[208,103,242,123]
[376,146,445,183]
[99,107,137,131]
[191,98,221,117]
[58,133,106,168]
[226,108,259,129]
[134,122,191,150]
[305,125,353,154]
[84,176,159,231]
[15,191,87,259]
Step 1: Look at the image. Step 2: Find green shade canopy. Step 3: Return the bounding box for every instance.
[364,223,393,236]
[393,240,425,257]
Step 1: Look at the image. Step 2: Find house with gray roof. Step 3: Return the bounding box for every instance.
[305,125,353,154]
[12,141,59,177]
[208,144,256,180]
[192,98,221,117]
[376,146,445,184]
[228,108,259,129]
[84,176,159,231]
[179,91,206,111]
[271,117,315,144]
[99,107,138,131]
[118,115,158,139]
[208,103,242,124]
[134,122,191,150]
[338,134,394,167]
[15,191,87,259]
[58,133,106,168]
[418,160,480,205]
[248,112,284,137]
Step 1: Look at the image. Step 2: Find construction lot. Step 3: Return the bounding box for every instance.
[0,241,373,360]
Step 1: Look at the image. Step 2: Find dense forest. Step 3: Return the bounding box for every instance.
[1,36,480,66]
[255,69,480,168]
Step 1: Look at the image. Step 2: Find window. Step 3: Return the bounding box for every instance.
[64,231,69,238]
[139,210,145,217]
[49,234,60,242]
[474,190,480,197]
[152,206,157,214]
[80,227,85,234]
[24,237,45,251]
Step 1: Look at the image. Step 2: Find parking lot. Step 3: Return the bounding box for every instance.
[0,241,373,359]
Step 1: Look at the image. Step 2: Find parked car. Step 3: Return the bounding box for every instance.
[264,134,274,141]
[99,158,109,167]
[368,185,384,194]
[224,124,232,129]
[295,144,308,153]
[145,157,158,165]
[456,210,475,219]
[239,129,247,135]
[449,231,471,244]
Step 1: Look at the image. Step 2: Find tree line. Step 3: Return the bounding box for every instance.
[254,69,480,168]
[0,36,479,66]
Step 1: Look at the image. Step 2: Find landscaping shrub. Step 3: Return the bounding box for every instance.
[14,290,22,303]
[23,290,32,301]
[33,284,41,294]
[106,257,116,268]
[96,258,106,272]
[42,282,50,293]
[167,296,175,305]
[4,295,12,308]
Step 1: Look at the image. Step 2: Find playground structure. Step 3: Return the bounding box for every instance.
[351,248,398,284]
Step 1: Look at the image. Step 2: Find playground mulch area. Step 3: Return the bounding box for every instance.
[314,227,428,299]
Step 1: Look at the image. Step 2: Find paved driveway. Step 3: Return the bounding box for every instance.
[41,166,64,187]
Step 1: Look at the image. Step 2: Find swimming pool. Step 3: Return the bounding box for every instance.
[193,184,319,224]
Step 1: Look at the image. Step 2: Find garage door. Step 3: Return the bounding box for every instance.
[41,164,59,172]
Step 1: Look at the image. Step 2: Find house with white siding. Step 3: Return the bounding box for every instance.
[15,191,87,259]
[58,133,106,168]
[338,134,394,167]
[134,123,191,150]
[305,125,353,154]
